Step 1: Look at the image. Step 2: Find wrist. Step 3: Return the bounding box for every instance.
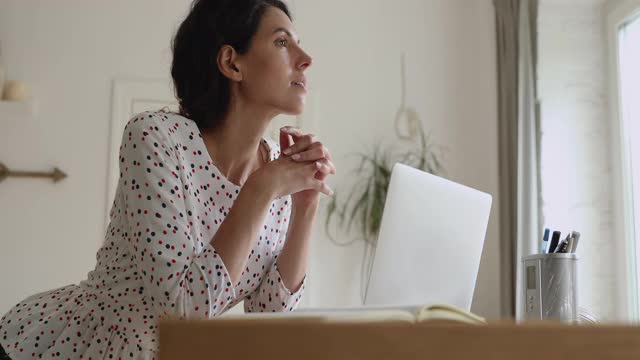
[243,174,275,206]
[291,198,320,217]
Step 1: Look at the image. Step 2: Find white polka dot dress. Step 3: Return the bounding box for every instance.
[0,110,306,359]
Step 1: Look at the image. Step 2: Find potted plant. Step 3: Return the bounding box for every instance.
[324,121,445,299]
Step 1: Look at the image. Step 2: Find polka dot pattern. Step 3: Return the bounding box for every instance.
[0,111,306,359]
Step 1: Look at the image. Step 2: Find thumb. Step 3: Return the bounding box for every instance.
[279,128,294,153]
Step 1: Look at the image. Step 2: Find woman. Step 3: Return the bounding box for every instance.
[0,0,335,358]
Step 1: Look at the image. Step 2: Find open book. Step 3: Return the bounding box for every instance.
[217,303,486,325]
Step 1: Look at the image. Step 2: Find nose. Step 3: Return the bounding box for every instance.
[298,49,313,71]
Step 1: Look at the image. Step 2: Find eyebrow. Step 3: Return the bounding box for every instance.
[272,27,300,44]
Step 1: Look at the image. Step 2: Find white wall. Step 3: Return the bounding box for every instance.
[294,0,501,318]
[538,0,622,320]
[0,0,193,314]
[0,0,501,318]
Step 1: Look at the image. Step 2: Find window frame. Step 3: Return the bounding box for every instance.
[606,0,640,323]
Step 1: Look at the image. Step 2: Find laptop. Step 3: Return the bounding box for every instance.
[362,163,492,311]
[221,162,492,317]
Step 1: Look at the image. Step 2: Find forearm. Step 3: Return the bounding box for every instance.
[211,179,273,284]
[276,202,318,292]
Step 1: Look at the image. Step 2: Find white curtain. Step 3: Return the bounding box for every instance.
[494,0,540,318]
[515,0,541,321]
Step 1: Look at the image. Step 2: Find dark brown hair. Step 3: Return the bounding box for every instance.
[171,0,292,130]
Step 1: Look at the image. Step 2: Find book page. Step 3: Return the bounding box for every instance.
[217,307,416,323]
[416,304,486,324]
[216,304,486,324]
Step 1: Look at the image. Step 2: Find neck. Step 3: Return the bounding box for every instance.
[200,97,276,187]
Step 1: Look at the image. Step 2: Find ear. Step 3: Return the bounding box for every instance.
[217,45,243,82]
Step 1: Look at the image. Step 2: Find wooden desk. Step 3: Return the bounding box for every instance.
[159,319,640,359]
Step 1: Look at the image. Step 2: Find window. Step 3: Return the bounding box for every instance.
[609,1,640,322]
[619,12,640,318]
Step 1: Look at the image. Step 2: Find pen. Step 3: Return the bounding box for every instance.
[570,231,580,253]
[541,228,550,253]
[554,233,571,253]
[566,233,575,253]
[548,231,561,253]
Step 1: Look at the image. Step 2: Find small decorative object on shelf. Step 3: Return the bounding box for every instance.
[0,40,5,97]
[0,162,67,183]
[2,80,29,101]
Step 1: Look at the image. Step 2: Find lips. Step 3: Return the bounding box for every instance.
[291,78,307,90]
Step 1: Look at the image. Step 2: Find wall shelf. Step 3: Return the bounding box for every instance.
[0,99,36,117]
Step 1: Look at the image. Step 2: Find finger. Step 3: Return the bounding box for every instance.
[308,161,322,174]
[317,158,336,174]
[282,127,322,152]
[281,127,309,145]
[324,148,333,161]
[285,139,333,163]
[314,160,335,176]
[311,179,333,196]
[279,129,294,154]
[309,161,329,181]
[285,138,319,157]
[280,126,306,141]
[307,161,326,180]
[283,135,316,156]
[290,145,327,162]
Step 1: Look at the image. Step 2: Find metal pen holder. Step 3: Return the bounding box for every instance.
[522,253,578,322]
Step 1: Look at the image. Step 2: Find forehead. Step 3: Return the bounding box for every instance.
[257,6,298,39]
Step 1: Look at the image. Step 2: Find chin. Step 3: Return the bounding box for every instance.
[280,101,306,116]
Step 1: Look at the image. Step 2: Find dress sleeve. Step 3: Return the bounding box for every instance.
[119,112,235,319]
[244,200,306,313]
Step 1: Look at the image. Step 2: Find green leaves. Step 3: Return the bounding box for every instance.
[325,125,444,247]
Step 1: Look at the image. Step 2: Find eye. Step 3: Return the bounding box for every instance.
[276,38,288,47]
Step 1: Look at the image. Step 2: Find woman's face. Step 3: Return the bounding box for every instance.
[236,6,312,116]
